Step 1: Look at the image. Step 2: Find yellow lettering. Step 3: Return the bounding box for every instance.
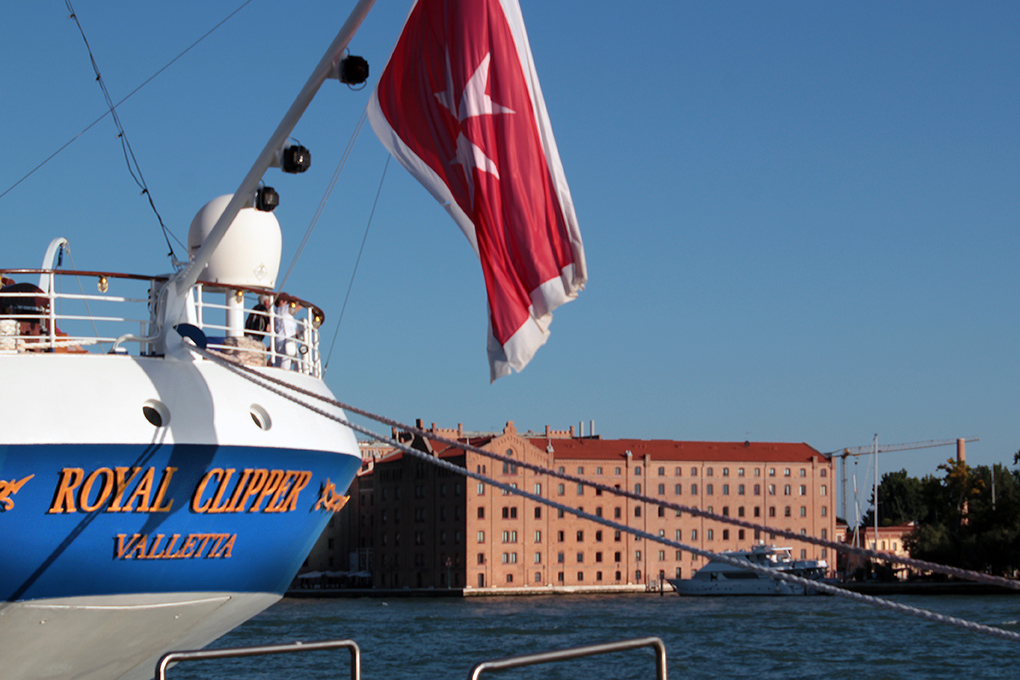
[0,474,34,511]
[48,468,85,514]
[224,469,254,512]
[127,534,148,559]
[78,467,114,513]
[145,534,166,559]
[149,467,176,512]
[279,471,312,512]
[250,470,285,512]
[159,534,182,558]
[218,534,235,558]
[208,469,236,514]
[174,535,199,559]
[191,469,222,513]
[114,533,141,559]
[124,468,156,512]
[267,471,298,513]
[109,467,142,512]
[236,469,268,512]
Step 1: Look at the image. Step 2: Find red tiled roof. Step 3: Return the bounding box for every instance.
[524,438,823,463]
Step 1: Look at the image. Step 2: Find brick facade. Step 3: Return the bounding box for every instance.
[303,421,836,591]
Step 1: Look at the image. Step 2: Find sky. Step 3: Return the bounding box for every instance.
[3,1,1019,511]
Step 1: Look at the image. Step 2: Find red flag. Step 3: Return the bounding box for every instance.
[368,0,587,381]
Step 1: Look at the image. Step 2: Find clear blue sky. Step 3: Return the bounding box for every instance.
[3,1,1019,501]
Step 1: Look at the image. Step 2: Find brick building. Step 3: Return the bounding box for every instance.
[304,421,836,592]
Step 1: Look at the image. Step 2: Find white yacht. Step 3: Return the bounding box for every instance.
[668,545,828,596]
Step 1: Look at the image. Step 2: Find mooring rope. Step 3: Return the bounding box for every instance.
[191,345,1020,644]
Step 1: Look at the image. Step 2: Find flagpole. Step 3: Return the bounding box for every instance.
[172,0,378,298]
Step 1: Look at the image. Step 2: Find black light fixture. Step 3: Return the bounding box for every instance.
[256,186,279,212]
[281,145,311,174]
[338,55,369,85]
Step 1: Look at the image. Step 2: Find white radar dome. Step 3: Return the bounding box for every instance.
[187,194,282,289]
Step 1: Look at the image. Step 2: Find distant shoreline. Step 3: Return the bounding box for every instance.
[286,581,1020,598]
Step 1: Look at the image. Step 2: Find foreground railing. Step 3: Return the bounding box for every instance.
[469,637,667,680]
[153,637,667,680]
[0,269,325,377]
[155,639,360,680]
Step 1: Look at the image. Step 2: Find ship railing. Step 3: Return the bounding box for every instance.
[469,637,668,680]
[153,637,667,680]
[0,269,325,378]
[155,639,360,680]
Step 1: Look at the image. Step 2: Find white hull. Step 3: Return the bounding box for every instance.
[0,592,279,680]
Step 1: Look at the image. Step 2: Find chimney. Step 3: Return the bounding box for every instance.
[415,418,424,429]
[957,438,966,464]
[590,419,595,437]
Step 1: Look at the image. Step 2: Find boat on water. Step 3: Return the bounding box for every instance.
[1,0,585,678]
[667,544,829,596]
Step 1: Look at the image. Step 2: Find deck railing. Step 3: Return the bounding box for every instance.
[0,269,325,378]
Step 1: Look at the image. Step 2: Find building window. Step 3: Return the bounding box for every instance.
[635,466,641,474]
[478,553,485,564]
[614,507,621,519]
[821,469,827,477]
[691,529,697,540]
[614,531,621,542]
[675,467,682,476]
[577,552,584,563]
[635,550,642,562]
[691,467,698,476]
[596,466,603,475]
[769,468,776,477]
[557,531,565,542]
[635,483,642,494]
[658,506,665,518]
[535,572,542,582]
[821,529,828,539]
[477,483,485,495]
[535,507,542,519]
[596,506,603,517]
[722,484,729,495]
[596,530,603,542]
[557,552,564,563]
[784,485,791,496]
[706,484,714,495]
[477,531,485,543]
[800,469,807,477]
[738,529,745,540]
[722,530,729,541]
[768,484,776,496]
[738,484,745,495]
[577,531,584,542]
[821,506,828,517]
[578,571,584,581]
[658,467,665,476]
[675,484,682,495]
[675,530,682,541]
[784,468,791,477]
[722,506,729,516]
[800,506,807,517]
[738,506,745,517]
[738,468,745,477]
[634,505,642,517]
[754,484,761,495]
[658,483,665,494]
[615,467,621,475]
[477,507,484,519]
[691,484,698,495]
[534,483,542,495]
[557,484,565,496]
[558,572,564,582]
[577,466,584,474]
[769,507,776,518]
[535,530,542,543]
[821,485,827,496]
[799,485,806,495]
[784,506,791,517]
[706,467,713,477]
[707,530,713,541]
[577,484,584,495]
[754,507,760,518]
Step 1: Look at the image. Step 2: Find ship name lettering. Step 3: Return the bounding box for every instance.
[114,532,236,560]
[191,468,312,514]
[48,466,177,514]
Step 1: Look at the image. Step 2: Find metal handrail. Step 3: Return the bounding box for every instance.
[468,637,667,680]
[155,638,360,680]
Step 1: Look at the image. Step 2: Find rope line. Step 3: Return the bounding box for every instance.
[189,347,1020,592]
[187,344,1020,645]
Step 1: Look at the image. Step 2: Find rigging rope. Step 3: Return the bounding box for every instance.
[1,0,253,258]
[189,345,1020,644]
[194,346,1020,593]
[277,106,370,292]
[324,154,390,373]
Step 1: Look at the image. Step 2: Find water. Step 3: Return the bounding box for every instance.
[168,594,1020,679]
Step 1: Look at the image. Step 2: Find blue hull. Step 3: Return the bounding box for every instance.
[0,443,360,602]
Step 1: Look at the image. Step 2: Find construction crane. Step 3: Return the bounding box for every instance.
[824,436,980,527]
